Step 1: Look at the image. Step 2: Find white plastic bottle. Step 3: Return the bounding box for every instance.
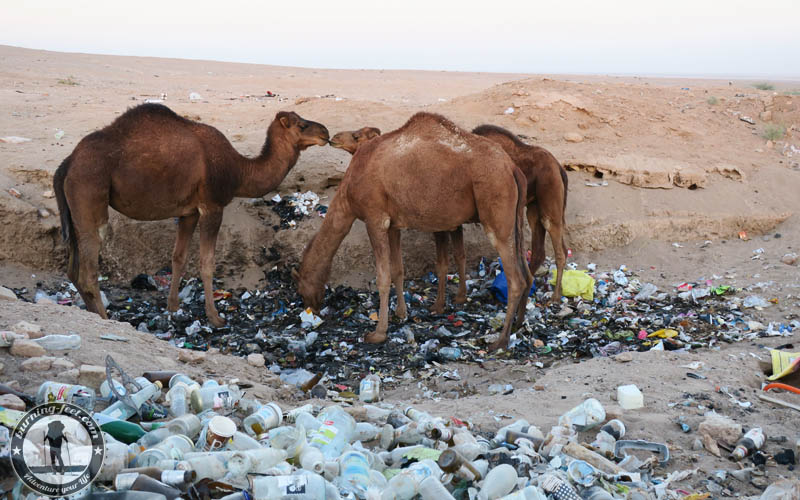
[167,384,188,417]
[190,384,242,412]
[558,398,606,431]
[497,485,548,500]
[249,474,328,500]
[242,402,283,436]
[137,434,195,467]
[354,422,381,442]
[359,374,381,402]
[478,463,517,500]
[100,380,162,420]
[418,475,456,500]
[309,406,356,459]
[32,334,81,350]
[167,413,202,438]
[381,459,442,500]
[590,419,625,458]
[337,449,371,497]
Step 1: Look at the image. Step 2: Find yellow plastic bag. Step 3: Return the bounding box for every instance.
[550,269,595,301]
[767,349,800,381]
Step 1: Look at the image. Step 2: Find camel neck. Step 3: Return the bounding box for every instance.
[234,130,300,198]
[300,194,355,286]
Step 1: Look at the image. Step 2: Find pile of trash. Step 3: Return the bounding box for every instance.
[16,260,797,391]
[265,192,327,229]
[1,355,794,499]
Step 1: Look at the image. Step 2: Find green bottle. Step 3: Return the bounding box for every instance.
[93,412,146,444]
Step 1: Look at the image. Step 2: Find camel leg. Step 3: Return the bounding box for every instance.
[365,221,391,343]
[430,232,450,314]
[528,204,547,277]
[451,226,468,305]
[197,211,225,328]
[167,213,199,312]
[545,216,567,303]
[74,226,107,319]
[388,227,407,320]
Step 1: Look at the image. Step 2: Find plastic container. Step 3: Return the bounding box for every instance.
[243,402,283,436]
[96,435,130,482]
[381,459,442,500]
[582,486,614,500]
[337,449,371,496]
[137,434,194,467]
[617,385,644,410]
[167,384,188,417]
[559,398,606,431]
[166,414,202,438]
[169,373,199,391]
[309,406,356,459]
[354,421,381,442]
[100,380,162,420]
[190,384,242,412]
[438,347,462,360]
[36,381,96,409]
[199,415,237,451]
[229,431,261,450]
[227,448,287,476]
[590,419,625,457]
[419,476,456,500]
[438,449,484,480]
[100,379,127,399]
[32,334,81,350]
[359,374,381,402]
[731,427,765,461]
[249,474,328,500]
[478,463,517,500]
[114,472,182,500]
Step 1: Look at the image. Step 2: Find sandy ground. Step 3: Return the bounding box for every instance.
[1,45,800,495]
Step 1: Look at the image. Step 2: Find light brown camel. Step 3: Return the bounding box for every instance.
[329,127,381,154]
[53,103,329,327]
[294,113,531,351]
[430,124,568,312]
[330,127,469,314]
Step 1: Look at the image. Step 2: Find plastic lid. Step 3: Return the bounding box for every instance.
[208,416,236,438]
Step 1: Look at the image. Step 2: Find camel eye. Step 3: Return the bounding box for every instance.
[299,123,308,130]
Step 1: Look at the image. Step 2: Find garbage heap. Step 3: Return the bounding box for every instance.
[1,364,791,499]
[22,259,793,389]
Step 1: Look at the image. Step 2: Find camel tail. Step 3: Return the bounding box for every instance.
[560,164,569,253]
[53,156,79,279]
[512,168,530,283]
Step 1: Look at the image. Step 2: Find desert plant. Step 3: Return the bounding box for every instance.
[753,82,774,91]
[761,124,786,141]
[57,76,79,86]
[707,96,719,105]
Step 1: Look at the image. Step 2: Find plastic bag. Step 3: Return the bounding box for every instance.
[490,259,535,304]
[549,270,595,301]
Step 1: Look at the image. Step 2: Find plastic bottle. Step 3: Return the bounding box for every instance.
[100,380,162,420]
[167,384,188,417]
[167,413,202,438]
[190,384,242,412]
[337,449,371,497]
[249,474,329,500]
[497,486,547,500]
[228,431,261,450]
[137,426,173,447]
[558,398,606,431]
[309,405,356,459]
[505,429,545,449]
[492,420,531,445]
[590,419,625,458]
[243,402,283,436]
[381,459,442,500]
[100,378,127,399]
[137,434,195,467]
[438,449,484,480]
[168,373,199,390]
[541,423,577,458]
[354,421,381,442]
[478,463,517,500]
[32,334,81,350]
[359,374,381,402]
[295,411,322,432]
[96,434,131,482]
[731,427,765,461]
[286,403,316,422]
[114,472,182,500]
[438,347,462,361]
[36,381,96,409]
[227,448,288,476]
[419,475,456,500]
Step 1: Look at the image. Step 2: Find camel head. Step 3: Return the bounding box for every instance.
[275,111,330,150]
[329,127,382,154]
[291,266,324,313]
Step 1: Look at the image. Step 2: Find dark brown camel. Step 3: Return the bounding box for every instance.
[53,103,329,326]
[430,124,568,312]
[294,113,531,351]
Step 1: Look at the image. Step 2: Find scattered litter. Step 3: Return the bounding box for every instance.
[0,136,32,144]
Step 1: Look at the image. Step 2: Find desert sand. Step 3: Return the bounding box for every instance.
[1,45,800,495]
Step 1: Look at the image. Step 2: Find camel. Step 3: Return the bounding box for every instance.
[53,103,329,327]
[294,113,531,351]
[329,127,381,154]
[430,124,569,312]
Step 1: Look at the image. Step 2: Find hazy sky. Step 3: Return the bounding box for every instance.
[2,0,798,78]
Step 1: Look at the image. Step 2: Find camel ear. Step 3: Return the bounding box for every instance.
[290,267,300,282]
[366,128,381,139]
[280,116,291,129]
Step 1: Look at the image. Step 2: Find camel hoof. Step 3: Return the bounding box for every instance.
[208,315,226,328]
[365,331,387,344]
[429,302,445,315]
[395,306,408,320]
[453,295,467,305]
[487,340,508,352]
[167,301,179,313]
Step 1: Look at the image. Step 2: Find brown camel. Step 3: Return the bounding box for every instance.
[430,124,568,312]
[329,127,381,154]
[294,113,531,351]
[53,103,329,327]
